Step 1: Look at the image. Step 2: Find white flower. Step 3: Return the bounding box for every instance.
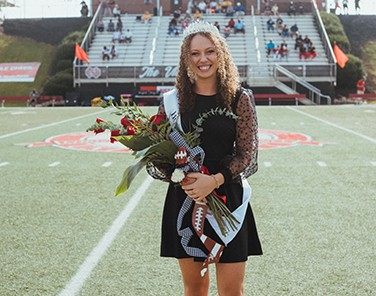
[171,168,186,183]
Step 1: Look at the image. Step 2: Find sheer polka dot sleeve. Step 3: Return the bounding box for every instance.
[221,90,259,182]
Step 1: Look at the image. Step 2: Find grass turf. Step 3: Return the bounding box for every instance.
[0,106,375,295]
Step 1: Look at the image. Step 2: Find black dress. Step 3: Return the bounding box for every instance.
[160,92,262,262]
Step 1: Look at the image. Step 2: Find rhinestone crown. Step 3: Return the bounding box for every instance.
[182,21,221,39]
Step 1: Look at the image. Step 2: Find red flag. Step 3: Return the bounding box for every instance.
[75,43,90,63]
[333,43,348,68]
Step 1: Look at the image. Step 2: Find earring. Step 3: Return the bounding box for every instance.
[187,68,196,84]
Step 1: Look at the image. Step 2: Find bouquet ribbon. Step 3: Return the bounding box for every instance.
[169,129,205,172]
[169,128,226,276]
[192,201,224,277]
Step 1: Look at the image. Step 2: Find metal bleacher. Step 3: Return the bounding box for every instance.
[88,14,155,65]
[75,5,335,102]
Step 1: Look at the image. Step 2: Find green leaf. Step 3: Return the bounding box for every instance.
[115,159,147,196]
[144,140,177,164]
[113,135,152,151]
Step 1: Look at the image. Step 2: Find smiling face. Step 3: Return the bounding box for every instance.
[188,34,219,83]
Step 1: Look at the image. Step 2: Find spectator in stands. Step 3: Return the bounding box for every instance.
[214,21,220,32]
[124,29,133,43]
[290,23,299,38]
[298,42,307,60]
[142,10,152,23]
[107,19,115,32]
[273,45,282,61]
[102,46,111,61]
[307,42,317,60]
[28,89,39,107]
[294,35,303,50]
[288,1,296,16]
[355,0,360,14]
[235,2,246,18]
[224,25,231,38]
[356,77,366,103]
[233,19,245,34]
[209,1,221,13]
[280,40,288,60]
[228,18,235,29]
[264,3,272,16]
[101,0,113,17]
[97,19,105,32]
[168,22,180,36]
[271,3,279,16]
[298,3,304,14]
[275,16,283,32]
[112,30,120,43]
[116,18,123,32]
[343,0,349,14]
[173,8,182,20]
[113,4,121,18]
[181,15,191,30]
[110,43,117,59]
[225,5,235,17]
[193,9,202,21]
[221,0,232,13]
[281,24,289,37]
[267,17,275,32]
[187,0,195,14]
[80,1,89,17]
[198,0,207,14]
[266,39,275,56]
[303,35,311,46]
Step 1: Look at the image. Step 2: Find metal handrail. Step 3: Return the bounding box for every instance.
[311,0,337,83]
[73,2,103,86]
[274,64,331,105]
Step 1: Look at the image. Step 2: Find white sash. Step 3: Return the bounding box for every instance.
[163,88,251,246]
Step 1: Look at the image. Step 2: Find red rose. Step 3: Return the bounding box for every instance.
[121,116,133,128]
[126,126,136,135]
[94,128,105,134]
[96,118,106,123]
[110,129,121,143]
[150,114,166,126]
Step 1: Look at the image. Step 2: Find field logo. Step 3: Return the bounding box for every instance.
[27,129,323,153]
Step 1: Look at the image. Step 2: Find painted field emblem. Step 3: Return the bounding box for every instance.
[27,129,323,153]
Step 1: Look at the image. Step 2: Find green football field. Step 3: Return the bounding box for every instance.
[0,105,375,296]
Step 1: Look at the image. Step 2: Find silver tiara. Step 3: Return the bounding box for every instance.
[183,21,221,38]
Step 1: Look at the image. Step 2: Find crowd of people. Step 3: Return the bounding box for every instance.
[265,14,317,62]
[333,0,361,15]
[167,1,247,38]
[96,1,138,61]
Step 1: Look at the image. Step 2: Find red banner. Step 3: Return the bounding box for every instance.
[0,62,41,82]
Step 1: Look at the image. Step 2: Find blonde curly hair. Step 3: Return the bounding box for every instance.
[176,30,240,113]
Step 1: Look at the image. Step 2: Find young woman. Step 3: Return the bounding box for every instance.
[152,22,262,295]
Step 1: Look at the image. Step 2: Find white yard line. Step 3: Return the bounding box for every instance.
[371,162,376,167]
[286,107,376,144]
[0,162,10,167]
[0,110,108,140]
[58,176,153,296]
[48,162,61,167]
[317,161,327,167]
[264,161,272,167]
[102,162,113,167]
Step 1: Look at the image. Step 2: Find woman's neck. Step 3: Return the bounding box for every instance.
[194,79,217,96]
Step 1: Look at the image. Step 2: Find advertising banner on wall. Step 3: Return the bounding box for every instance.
[0,62,41,82]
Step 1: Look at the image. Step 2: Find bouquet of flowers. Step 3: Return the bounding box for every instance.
[87,102,239,236]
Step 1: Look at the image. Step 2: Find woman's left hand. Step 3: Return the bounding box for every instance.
[181,172,216,203]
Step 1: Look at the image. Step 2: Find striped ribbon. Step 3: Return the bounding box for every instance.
[169,129,205,173]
